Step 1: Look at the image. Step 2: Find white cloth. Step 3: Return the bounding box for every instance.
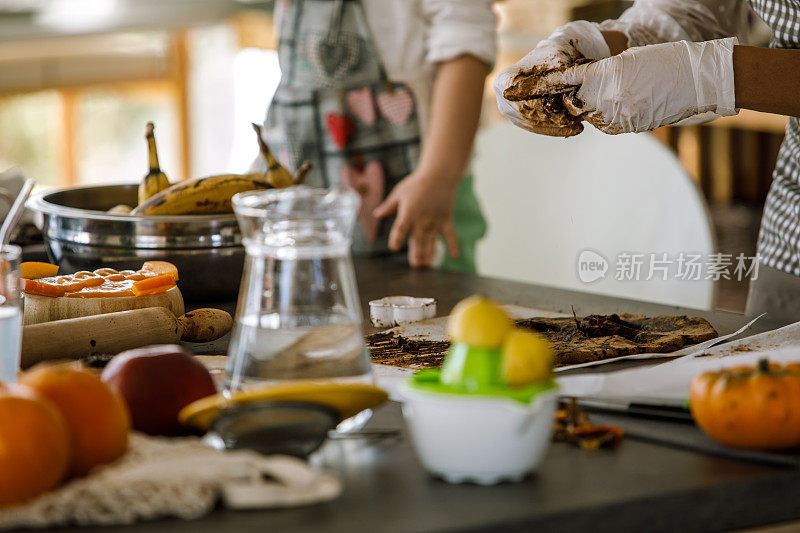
[275,0,498,134]
[0,433,341,530]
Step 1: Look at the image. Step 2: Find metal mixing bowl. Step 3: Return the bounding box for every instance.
[27,183,243,302]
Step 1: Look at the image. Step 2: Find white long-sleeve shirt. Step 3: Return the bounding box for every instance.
[276,0,497,134]
[599,0,800,277]
[598,0,748,45]
[362,0,497,131]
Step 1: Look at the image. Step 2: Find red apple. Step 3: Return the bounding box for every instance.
[101,345,216,436]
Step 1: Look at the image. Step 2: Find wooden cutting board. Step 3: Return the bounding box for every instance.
[367,306,718,370]
[23,286,185,325]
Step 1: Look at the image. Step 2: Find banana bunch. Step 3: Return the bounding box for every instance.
[132,123,311,216]
[138,122,171,205]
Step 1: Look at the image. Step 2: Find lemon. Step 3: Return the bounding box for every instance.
[447,295,512,349]
[501,328,554,387]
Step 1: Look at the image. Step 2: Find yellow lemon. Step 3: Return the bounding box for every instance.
[447,295,512,349]
[501,328,554,387]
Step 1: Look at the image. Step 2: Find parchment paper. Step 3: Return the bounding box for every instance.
[558,320,800,409]
[371,306,762,399]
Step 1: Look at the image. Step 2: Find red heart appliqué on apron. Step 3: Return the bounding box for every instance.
[377,87,413,126]
[325,112,355,148]
[346,87,376,125]
[341,161,385,243]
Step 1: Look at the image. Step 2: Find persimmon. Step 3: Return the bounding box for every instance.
[20,364,130,476]
[132,274,176,296]
[20,262,179,299]
[53,276,85,293]
[0,384,71,506]
[142,261,179,281]
[65,287,136,298]
[20,278,66,297]
[19,262,59,280]
[690,359,800,449]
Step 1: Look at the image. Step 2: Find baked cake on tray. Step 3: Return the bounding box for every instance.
[367,313,718,369]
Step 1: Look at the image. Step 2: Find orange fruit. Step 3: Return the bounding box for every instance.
[19,261,59,280]
[131,274,176,296]
[20,364,131,476]
[0,384,71,506]
[142,261,179,281]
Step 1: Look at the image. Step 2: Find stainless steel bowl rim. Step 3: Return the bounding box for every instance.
[28,184,243,249]
[28,187,238,223]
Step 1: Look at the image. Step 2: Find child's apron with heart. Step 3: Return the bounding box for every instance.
[261,0,422,254]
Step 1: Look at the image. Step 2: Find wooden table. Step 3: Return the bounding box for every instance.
[61,255,798,533]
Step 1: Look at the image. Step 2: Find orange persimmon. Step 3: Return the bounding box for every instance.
[131,274,176,296]
[20,279,66,297]
[66,287,136,298]
[142,261,179,281]
[690,359,800,449]
[0,384,71,506]
[20,262,59,280]
[20,364,130,477]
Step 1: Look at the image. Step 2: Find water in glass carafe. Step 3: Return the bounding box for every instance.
[226,187,372,393]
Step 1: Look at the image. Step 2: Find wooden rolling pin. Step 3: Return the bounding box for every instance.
[21,307,181,368]
[20,306,233,368]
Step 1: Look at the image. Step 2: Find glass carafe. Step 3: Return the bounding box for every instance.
[226,186,372,393]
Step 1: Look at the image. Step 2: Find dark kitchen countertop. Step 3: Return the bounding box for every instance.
[54,254,798,533]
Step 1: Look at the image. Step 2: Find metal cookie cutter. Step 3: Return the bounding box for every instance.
[369,296,437,327]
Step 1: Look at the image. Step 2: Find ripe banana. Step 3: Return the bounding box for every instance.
[138,122,171,204]
[130,173,272,215]
[132,124,312,216]
[252,123,295,188]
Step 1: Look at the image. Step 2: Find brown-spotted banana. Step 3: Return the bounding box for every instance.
[130,173,273,215]
[132,124,312,216]
[138,122,171,205]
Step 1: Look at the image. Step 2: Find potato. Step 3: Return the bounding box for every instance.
[179,308,233,343]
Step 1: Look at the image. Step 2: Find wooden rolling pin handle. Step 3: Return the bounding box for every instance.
[21,307,181,368]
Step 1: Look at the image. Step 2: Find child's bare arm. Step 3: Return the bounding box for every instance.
[418,54,490,187]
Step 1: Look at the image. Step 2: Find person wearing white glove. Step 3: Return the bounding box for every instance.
[493,20,612,136]
[495,0,800,321]
[539,37,738,134]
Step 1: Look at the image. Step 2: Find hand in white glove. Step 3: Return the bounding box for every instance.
[546,37,738,134]
[494,20,611,136]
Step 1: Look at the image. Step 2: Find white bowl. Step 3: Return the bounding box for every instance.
[369,296,437,327]
[400,384,558,485]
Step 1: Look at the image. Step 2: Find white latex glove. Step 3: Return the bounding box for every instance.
[547,37,738,134]
[494,20,611,135]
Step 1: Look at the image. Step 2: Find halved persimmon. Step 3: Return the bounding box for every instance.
[21,261,179,299]
[20,262,59,280]
[20,279,66,297]
[53,277,86,294]
[66,281,136,298]
[79,276,105,288]
[141,261,179,282]
[132,274,176,296]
